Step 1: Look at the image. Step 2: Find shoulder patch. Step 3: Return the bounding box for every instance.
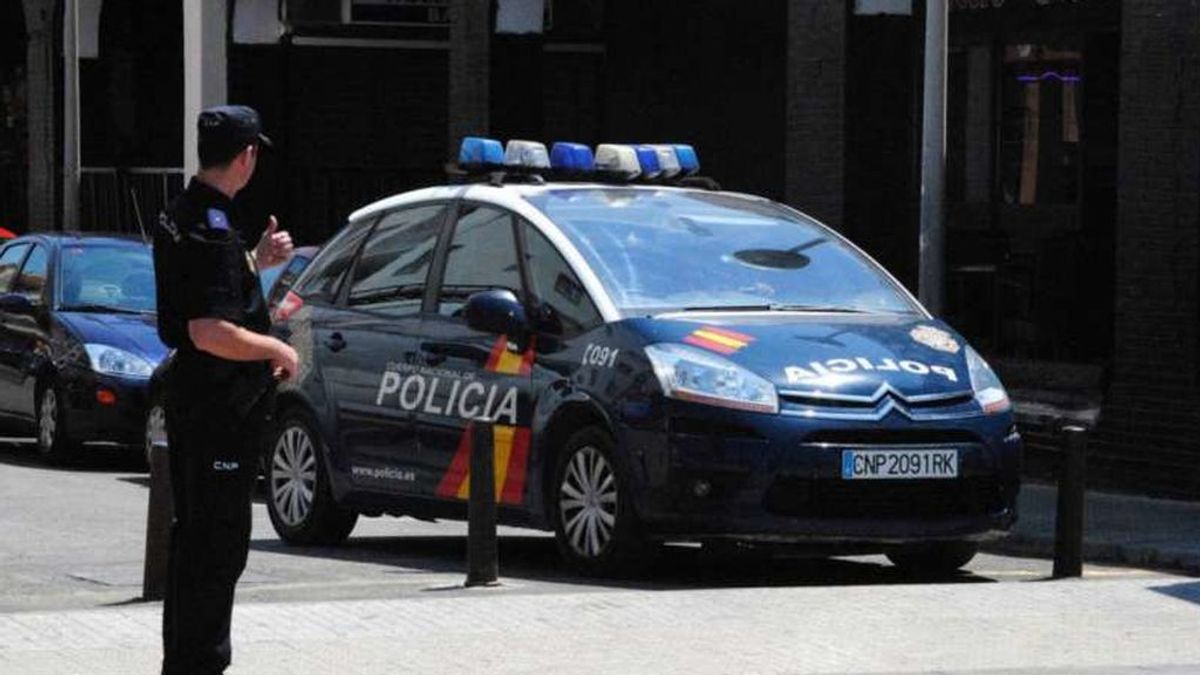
[206,208,230,231]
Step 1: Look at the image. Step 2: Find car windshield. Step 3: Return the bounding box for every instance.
[59,244,156,314]
[525,189,919,315]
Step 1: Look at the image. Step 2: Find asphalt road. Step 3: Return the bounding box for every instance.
[3,439,1199,674]
[0,438,1169,614]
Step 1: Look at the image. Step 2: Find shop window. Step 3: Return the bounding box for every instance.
[998,43,1082,207]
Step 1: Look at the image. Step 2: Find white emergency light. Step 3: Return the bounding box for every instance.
[650,145,683,178]
[504,140,551,169]
[594,144,642,179]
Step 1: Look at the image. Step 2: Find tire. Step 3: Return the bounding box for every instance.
[144,398,168,466]
[551,426,654,576]
[36,383,77,464]
[886,541,979,577]
[265,408,357,545]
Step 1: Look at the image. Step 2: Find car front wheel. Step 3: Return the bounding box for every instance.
[552,427,654,576]
[37,384,76,464]
[265,409,357,545]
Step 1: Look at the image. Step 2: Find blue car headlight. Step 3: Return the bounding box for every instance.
[645,343,778,414]
[966,346,1010,415]
[84,344,154,379]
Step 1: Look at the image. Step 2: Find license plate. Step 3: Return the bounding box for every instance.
[841,449,958,480]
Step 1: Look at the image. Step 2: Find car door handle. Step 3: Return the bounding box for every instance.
[324,333,347,352]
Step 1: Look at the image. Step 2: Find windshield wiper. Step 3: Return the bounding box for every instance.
[680,304,774,312]
[767,304,871,314]
[61,303,150,315]
[679,303,871,314]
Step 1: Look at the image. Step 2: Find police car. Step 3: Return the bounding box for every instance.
[264,138,1021,576]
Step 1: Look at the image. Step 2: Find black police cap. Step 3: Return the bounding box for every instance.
[197,105,273,161]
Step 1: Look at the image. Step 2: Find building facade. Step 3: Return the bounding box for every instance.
[3,0,1198,495]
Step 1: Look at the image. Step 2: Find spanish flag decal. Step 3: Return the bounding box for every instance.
[435,335,534,504]
[683,325,755,355]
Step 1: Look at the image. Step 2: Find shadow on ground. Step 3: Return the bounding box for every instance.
[1150,581,1200,608]
[249,532,998,592]
[0,439,145,473]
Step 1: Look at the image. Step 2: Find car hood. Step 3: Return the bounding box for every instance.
[58,311,169,364]
[628,312,975,399]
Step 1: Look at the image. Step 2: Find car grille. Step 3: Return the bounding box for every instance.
[763,476,1008,519]
[802,429,981,445]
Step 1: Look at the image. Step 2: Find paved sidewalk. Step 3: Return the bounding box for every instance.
[1,576,1199,674]
[986,482,1200,574]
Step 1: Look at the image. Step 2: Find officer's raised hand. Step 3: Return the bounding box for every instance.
[255,215,293,269]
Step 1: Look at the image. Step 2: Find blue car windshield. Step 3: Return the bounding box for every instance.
[525,189,919,315]
[59,245,156,314]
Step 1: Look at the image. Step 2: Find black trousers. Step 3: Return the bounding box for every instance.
[161,392,265,675]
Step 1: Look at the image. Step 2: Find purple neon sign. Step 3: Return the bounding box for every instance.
[1017,71,1082,84]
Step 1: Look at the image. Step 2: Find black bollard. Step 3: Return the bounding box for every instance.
[466,421,499,587]
[142,438,173,600]
[1053,425,1088,578]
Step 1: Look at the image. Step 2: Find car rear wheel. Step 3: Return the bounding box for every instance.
[886,541,979,577]
[552,427,654,576]
[36,385,77,465]
[265,409,357,545]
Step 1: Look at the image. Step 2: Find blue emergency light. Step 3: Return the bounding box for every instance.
[550,143,595,171]
[634,145,661,179]
[459,137,504,167]
[672,144,700,175]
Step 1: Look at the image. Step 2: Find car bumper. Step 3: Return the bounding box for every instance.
[61,370,150,446]
[624,402,1022,545]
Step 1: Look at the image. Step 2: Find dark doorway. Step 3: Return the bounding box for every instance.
[942,3,1120,368]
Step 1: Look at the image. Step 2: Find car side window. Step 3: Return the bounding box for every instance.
[346,204,446,316]
[437,205,520,318]
[521,222,602,337]
[294,223,370,305]
[0,244,30,294]
[13,245,48,301]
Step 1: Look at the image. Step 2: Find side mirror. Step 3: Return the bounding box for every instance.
[464,289,528,338]
[0,293,34,314]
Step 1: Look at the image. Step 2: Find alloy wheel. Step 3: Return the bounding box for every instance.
[558,445,618,558]
[271,424,317,527]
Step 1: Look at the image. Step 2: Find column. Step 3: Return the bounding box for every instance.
[784,0,845,229]
[183,0,228,177]
[23,0,55,231]
[448,0,491,157]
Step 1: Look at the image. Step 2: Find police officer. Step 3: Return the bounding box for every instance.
[153,105,298,674]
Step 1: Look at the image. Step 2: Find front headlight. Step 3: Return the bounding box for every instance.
[966,346,1010,415]
[84,344,154,379]
[645,343,778,414]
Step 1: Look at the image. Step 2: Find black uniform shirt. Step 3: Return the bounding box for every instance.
[153,178,271,394]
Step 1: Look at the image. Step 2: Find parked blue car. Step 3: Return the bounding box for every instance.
[0,234,166,463]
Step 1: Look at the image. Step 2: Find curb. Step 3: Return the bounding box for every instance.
[983,534,1200,577]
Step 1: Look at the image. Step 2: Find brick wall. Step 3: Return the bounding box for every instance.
[784,0,845,228]
[1098,0,1200,497]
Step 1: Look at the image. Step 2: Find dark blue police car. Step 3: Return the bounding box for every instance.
[263,140,1021,576]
